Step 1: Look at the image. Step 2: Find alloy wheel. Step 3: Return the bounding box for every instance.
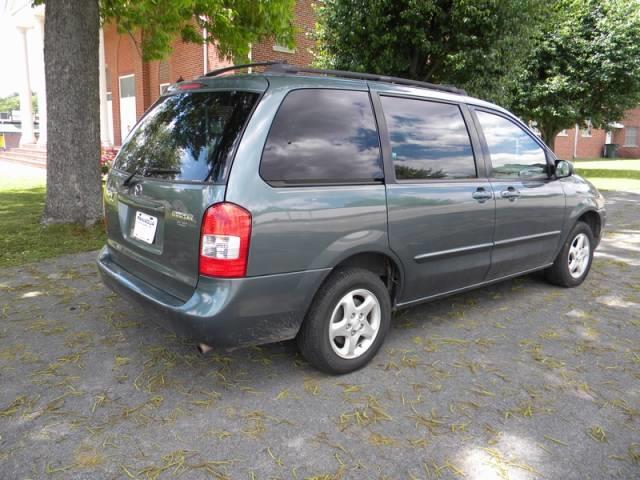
[328,288,381,360]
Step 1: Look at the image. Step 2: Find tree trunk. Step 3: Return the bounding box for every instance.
[540,126,560,154]
[43,0,102,226]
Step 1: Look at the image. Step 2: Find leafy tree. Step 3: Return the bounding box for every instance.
[510,0,640,150]
[315,0,546,103]
[39,0,295,226]
[102,0,295,61]
[0,94,20,114]
[0,94,37,114]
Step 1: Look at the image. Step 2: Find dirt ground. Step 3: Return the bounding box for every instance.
[1,191,639,479]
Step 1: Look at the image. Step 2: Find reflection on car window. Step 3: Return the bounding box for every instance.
[380,96,476,180]
[476,111,548,179]
[260,89,383,184]
[114,91,258,182]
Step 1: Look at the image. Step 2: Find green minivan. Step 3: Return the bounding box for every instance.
[98,63,606,374]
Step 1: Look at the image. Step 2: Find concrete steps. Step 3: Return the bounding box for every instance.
[0,145,47,168]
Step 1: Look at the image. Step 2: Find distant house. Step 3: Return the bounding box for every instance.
[553,110,640,159]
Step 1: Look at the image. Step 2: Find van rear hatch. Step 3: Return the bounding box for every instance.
[104,85,263,301]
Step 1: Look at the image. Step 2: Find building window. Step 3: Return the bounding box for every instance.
[272,38,295,54]
[624,127,638,147]
[581,120,592,137]
[105,65,111,91]
[159,83,170,95]
[557,129,568,137]
[158,61,170,84]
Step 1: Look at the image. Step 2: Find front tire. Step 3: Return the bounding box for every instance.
[297,268,391,374]
[545,221,594,287]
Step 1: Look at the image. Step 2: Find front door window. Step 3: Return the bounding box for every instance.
[475,110,548,179]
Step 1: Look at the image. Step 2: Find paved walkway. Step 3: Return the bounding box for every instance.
[1,192,639,479]
[0,158,46,190]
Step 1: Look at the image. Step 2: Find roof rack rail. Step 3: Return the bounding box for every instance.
[203,61,285,77]
[267,63,466,95]
[203,61,466,95]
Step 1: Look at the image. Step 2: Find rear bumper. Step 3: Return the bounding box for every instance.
[97,246,330,348]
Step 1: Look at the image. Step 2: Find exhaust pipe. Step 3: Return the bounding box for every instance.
[197,343,213,354]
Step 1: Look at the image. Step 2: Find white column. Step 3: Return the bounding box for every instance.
[35,14,47,146]
[203,27,208,75]
[17,26,36,146]
[98,28,111,146]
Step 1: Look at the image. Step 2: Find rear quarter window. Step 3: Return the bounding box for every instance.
[113,90,259,182]
[260,89,383,185]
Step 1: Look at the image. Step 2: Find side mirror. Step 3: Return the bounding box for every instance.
[555,159,574,178]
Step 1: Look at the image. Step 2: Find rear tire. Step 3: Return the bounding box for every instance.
[297,268,391,374]
[545,221,594,287]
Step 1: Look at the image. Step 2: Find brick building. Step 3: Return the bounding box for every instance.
[552,109,640,160]
[613,109,640,158]
[102,0,315,146]
[553,124,609,160]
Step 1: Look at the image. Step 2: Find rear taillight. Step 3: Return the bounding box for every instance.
[199,202,252,278]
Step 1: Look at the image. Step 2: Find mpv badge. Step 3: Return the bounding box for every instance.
[133,183,143,196]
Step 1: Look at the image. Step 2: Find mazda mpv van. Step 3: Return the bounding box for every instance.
[98,63,606,374]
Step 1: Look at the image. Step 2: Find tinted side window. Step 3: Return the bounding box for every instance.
[380,96,476,180]
[260,89,383,184]
[476,111,548,179]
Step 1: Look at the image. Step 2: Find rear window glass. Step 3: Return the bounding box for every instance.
[113,91,259,182]
[260,89,383,185]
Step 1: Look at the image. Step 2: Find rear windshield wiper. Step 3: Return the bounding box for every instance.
[123,167,181,186]
[144,168,181,176]
[123,168,142,187]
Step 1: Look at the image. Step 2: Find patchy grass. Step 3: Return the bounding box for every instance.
[574,168,640,180]
[0,179,105,268]
[572,158,640,192]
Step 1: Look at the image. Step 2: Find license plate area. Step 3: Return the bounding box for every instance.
[131,211,158,244]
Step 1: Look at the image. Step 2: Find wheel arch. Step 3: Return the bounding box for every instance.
[576,209,602,244]
[556,207,603,259]
[332,251,404,305]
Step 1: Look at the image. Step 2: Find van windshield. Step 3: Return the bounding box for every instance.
[113,90,259,182]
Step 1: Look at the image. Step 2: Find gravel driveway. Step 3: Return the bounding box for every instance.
[1,192,639,480]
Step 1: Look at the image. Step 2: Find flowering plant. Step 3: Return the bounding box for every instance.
[101,147,118,174]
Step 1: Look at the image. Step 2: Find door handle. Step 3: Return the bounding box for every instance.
[500,187,521,201]
[472,187,493,202]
